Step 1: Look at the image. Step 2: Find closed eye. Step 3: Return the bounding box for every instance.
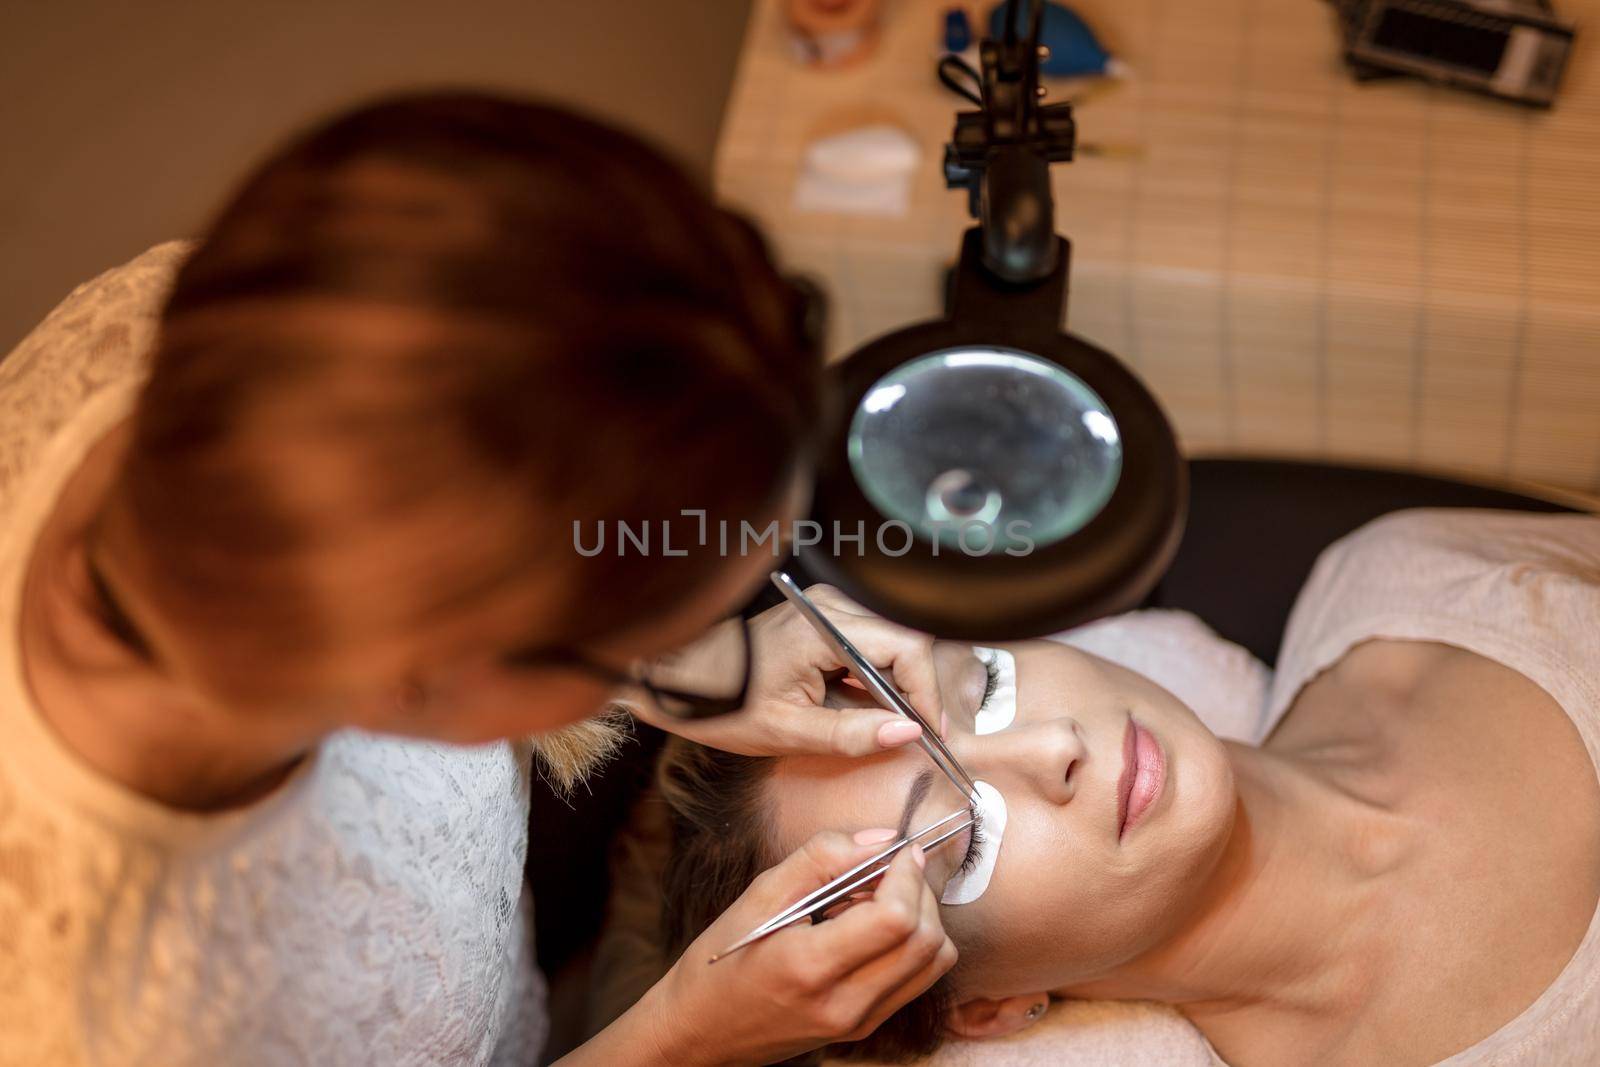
[957,805,986,875]
[976,655,1000,713]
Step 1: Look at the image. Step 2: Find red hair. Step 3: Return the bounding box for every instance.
[100,92,819,704]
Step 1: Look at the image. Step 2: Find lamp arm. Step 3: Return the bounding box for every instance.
[979,145,1057,284]
[943,0,1076,287]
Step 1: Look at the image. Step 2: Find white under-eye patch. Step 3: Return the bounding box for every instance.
[972,646,1016,735]
[940,779,1007,906]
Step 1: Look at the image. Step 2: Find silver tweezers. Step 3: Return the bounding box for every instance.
[706,574,984,964]
[708,807,973,962]
[769,571,980,804]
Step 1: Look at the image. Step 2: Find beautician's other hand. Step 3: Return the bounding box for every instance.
[611,829,957,1067]
[635,584,942,757]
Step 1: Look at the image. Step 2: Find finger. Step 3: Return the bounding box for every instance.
[802,583,868,614]
[828,615,943,728]
[740,829,897,915]
[850,877,955,1025]
[823,869,953,1037]
[851,934,959,1039]
[826,707,923,758]
[618,690,670,731]
[789,847,932,985]
[778,604,942,732]
[763,695,921,758]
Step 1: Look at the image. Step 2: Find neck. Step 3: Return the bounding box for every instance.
[1066,742,1414,1040]
[20,425,326,812]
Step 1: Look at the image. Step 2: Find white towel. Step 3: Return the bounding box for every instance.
[867,998,1220,1067]
[1052,608,1272,744]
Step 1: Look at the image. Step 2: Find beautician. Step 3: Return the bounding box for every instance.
[0,93,955,1066]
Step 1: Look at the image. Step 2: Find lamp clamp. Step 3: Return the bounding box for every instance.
[943,1,1077,287]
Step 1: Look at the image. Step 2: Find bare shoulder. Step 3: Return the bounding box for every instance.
[1319,640,1599,903]
[1266,638,1456,752]
[1397,648,1600,1055]
[1280,639,1600,1062]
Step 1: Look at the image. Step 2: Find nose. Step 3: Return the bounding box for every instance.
[952,718,1086,806]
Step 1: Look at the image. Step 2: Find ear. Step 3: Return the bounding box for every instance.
[945,994,1051,1039]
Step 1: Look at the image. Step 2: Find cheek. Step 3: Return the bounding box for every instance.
[411,670,617,744]
[947,747,1237,989]
[944,808,1132,989]
[1162,722,1238,874]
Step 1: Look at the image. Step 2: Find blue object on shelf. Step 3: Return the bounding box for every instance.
[987,0,1114,78]
[944,8,974,54]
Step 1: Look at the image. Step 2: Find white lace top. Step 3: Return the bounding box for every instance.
[0,244,548,1067]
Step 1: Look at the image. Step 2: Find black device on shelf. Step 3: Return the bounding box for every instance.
[1332,0,1575,106]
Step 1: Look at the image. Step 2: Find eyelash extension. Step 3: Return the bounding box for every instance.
[977,656,1000,712]
[958,805,987,875]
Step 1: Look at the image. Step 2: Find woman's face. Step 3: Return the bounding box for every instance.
[361,534,780,745]
[763,640,1237,1000]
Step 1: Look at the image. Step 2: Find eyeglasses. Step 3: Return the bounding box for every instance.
[504,614,752,720]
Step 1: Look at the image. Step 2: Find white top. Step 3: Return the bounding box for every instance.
[0,245,547,1067]
[835,510,1600,1067]
[1262,507,1600,1065]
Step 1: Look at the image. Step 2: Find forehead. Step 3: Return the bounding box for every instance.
[767,745,938,856]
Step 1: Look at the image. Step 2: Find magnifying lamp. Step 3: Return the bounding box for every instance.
[800,0,1186,641]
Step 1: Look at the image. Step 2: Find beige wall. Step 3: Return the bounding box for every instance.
[0,0,752,352]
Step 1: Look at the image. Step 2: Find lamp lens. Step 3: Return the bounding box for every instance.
[847,348,1122,553]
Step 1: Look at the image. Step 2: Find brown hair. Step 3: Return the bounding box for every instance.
[658,739,952,1063]
[99,92,819,704]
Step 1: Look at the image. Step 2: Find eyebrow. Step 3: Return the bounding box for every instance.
[896,769,935,840]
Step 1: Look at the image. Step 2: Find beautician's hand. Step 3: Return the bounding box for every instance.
[561,828,956,1067]
[637,584,943,757]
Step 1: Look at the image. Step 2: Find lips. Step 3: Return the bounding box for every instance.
[1116,717,1166,841]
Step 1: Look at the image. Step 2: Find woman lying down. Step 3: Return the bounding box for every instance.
[658,509,1600,1066]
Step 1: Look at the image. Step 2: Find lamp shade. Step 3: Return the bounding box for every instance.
[802,311,1186,641]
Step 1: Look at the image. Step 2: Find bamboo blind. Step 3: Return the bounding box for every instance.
[715,0,1600,494]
